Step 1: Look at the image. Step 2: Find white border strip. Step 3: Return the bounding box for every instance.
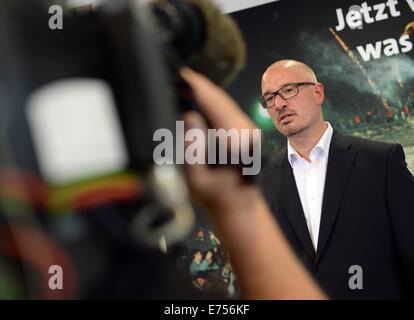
[214,0,280,13]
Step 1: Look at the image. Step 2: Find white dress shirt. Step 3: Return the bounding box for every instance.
[287,123,333,251]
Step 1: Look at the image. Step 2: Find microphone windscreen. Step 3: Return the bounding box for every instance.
[184,0,246,87]
[152,0,246,87]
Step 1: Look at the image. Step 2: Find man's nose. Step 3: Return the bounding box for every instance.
[274,94,287,111]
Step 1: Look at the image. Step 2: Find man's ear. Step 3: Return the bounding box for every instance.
[314,83,325,105]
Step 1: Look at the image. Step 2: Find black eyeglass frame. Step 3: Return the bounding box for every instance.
[259,82,316,109]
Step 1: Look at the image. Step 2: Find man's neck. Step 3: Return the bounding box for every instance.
[288,121,328,162]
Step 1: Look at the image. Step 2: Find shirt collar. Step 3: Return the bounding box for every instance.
[287,122,333,167]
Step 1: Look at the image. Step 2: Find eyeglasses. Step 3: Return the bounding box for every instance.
[259,82,316,109]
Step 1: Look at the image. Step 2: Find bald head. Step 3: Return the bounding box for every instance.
[261,60,317,92]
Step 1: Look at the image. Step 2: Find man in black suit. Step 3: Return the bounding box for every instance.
[258,60,414,299]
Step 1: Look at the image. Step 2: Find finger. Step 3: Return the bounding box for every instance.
[182,111,210,186]
[183,111,209,135]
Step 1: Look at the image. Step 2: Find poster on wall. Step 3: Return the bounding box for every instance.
[181,0,414,298]
[227,0,414,173]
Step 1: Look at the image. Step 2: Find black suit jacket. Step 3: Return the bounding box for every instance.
[259,131,414,299]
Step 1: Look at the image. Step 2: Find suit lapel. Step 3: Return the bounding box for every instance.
[270,149,316,262]
[315,131,356,266]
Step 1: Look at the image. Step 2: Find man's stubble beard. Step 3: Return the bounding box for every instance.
[283,124,310,137]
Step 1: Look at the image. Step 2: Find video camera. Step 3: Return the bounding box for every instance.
[0,0,245,298]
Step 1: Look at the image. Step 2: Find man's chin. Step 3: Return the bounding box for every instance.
[285,126,306,137]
